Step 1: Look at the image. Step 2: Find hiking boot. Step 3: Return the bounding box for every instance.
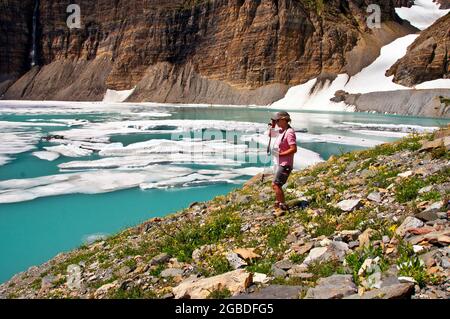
[273,203,289,217]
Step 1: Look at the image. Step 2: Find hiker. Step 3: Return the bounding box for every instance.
[268,111,297,216]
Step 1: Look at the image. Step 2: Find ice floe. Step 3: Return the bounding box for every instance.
[45,144,93,158]
[338,122,439,133]
[0,166,194,203]
[32,151,60,161]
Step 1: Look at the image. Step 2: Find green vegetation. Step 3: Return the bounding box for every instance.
[345,244,388,285]
[109,286,157,299]
[307,260,346,281]
[265,223,289,250]
[395,177,425,203]
[207,287,232,299]
[396,241,431,287]
[246,256,276,275]
[289,253,306,264]
[159,209,242,262]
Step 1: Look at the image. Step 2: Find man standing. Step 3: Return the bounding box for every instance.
[268,111,297,216]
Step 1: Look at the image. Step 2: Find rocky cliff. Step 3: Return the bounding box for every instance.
[387,13,450,87]
[1,0,415,104]
[1,127,449,299]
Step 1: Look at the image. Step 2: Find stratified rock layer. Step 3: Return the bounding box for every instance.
[387,13,450,87]
[1,0,415,103]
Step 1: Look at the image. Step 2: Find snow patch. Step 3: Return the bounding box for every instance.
[395,0,450,30]
[102,87,135,103]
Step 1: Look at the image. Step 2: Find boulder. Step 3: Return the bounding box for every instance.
[336,199,362,212]
[67,264,83,290]
[395,216,424,237]
[367,192,382,203]
[305,275,357,299]
[161,268,184,278]
[303,241,348,265]
[344,283,414,299]
[231,285,303,299]
[172,269,253,299]
[226,252,247,270]
[149,253,170,266]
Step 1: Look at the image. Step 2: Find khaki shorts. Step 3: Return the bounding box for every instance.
[273,165,293,186]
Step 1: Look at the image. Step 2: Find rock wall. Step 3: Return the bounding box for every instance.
[387,13,449,87]
[1,0,416,103]
[0,0,34,94]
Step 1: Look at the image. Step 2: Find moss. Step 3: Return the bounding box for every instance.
[207,287,232,299]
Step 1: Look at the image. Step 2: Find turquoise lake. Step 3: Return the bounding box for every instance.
[0,102,449,283]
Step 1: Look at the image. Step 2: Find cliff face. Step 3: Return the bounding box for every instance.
[0,0,34,94]
[1,0,415,103]
[387,13,450,87]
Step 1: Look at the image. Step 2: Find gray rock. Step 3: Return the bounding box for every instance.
[418,185,433,194]
[286,234,297,244]
[305,275,357,299]
[340,230,361,241]
[303,241,349,265]
[344,283,414,299]
[395,216,424,237]
[423,201,444,214]
[272,268,287,279]
[231,285,303,299]
[150,253,170,266]
[116,266,132,277]
[226,252,247,270]
[235,195,252,205]
[440,257,450,269]
[367,192,382,203]
[348,241,360,249]
[161,268,184,278]
[336,199,362,212]
[273,260,294,270]
[67,264,83,290]
[415,210,439,222]
[41,275,57,290]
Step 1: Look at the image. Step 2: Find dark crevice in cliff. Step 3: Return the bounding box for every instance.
[29,0,41,67]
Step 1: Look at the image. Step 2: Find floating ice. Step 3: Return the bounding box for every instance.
[32,151,60,161]
[339,122,439,133]
[0,166,194,204]
[45,144,93,158]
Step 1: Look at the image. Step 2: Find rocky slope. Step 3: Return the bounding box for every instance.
[1,127,449,299]
[387,13,450,87]
[335,88,450,117]
[1,0,415,103]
